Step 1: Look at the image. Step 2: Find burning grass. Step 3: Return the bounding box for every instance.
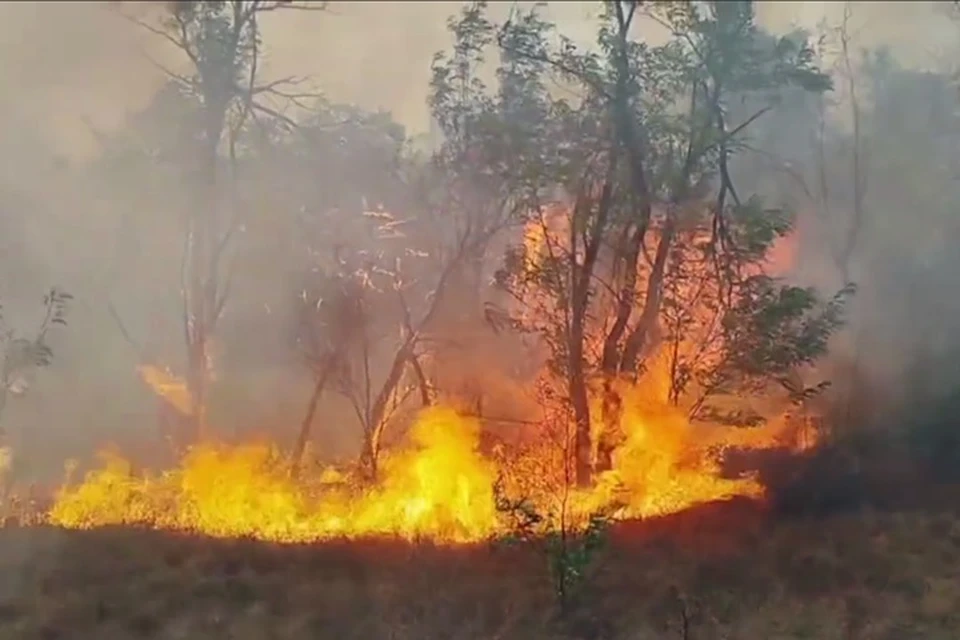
[35,210,822,545]
[4,363,953,638]
[45,381,810,544]
[48,407,498,543]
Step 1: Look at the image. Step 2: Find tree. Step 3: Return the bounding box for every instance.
[288,0,553,479]
[286,71,528,479]
[787,5,867,289]
[0,289,72,425]
[0,288,71,497]
[457,0,845,485]
[259,102,412,478]
[806,4,870,427]
[119,0,326,444]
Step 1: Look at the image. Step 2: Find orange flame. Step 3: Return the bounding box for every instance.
[137,364,192,416]
[49,370,810,543]
[49,407,500,543]
[46,209,814,544]
[588,366,807,520]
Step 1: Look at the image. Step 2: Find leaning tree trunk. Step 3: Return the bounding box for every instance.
[290,363,333,479]
[359,428,383,484]
[186,328,209,443]
[358,337,417,481]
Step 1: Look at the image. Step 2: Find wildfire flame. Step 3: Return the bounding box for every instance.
[49,407,500,543]
[137,364,192,416]
[46,211,815,544]
[48,362,810,544]
[587,363,807,520]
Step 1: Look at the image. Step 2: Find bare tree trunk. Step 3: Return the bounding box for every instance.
[567,258,596,487]
[594,379,622,475]
[350,239,473,480]
[358,337,417,480]
[184,96,228,443]
[620,221,675,374]
[290,364,333,479]
[591,1,656,477]
[186,333,208,442]
[838,3,865,284]
[600,224,646,372]
[407,352,432,407]
[360,426,384,482]
[837,3,867,426]
[568,334,593,487]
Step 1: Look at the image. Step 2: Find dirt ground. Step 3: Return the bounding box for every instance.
[0,501,958,639]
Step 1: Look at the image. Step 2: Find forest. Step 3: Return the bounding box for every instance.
[1,1,960,638]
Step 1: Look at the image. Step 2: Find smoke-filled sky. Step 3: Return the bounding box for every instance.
[0,1,954,161]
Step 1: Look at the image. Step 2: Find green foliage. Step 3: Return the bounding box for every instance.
[429,2,555,210]
[544,513,609,613]
[686,279,853,425]
[493,477,610,614]
[435,1,847,485]
[450,0,837,365]
[723,279,852,384]
[727,196,794,261]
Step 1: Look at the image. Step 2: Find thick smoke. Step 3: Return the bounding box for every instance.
[0,1,956,485]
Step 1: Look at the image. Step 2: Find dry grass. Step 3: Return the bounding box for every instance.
[0,500,959,639]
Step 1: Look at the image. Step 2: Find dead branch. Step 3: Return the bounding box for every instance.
[250,100,302,131]
[397,287,433,407]
[115,10,198,67]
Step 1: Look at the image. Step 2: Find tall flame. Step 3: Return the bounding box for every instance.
[50,407,500,543]
[49,366,809,543]
[46,211,814,544]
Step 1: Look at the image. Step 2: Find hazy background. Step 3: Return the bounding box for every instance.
[2,2,953,159]
[0,1,957,480]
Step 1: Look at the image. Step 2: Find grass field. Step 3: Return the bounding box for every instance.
[1,499,959,640]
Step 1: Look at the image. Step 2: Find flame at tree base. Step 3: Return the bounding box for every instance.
[48,392,813,544]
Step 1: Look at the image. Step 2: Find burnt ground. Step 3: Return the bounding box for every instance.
[0,500,959,640]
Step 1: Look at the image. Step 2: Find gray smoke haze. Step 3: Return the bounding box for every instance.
[1,1,951,157]
[0,1,957,482]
